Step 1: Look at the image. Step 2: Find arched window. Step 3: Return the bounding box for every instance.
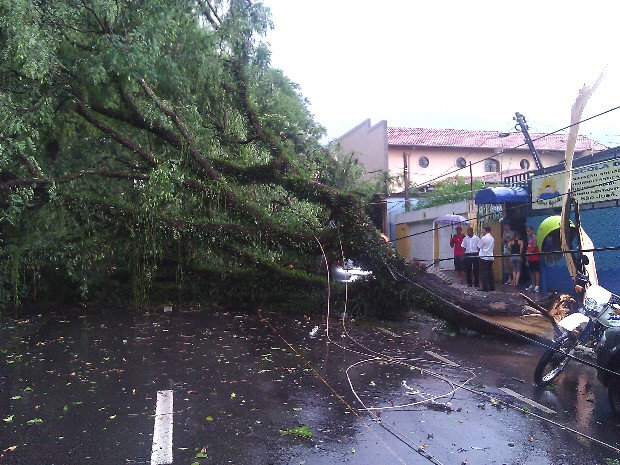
[520,159,530,170]
[456,157,467,169]
[484,158,499,172]
[418,156,429,168]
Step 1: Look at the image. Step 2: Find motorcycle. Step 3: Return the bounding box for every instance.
[596,309,620,417]
[534,272,620,415]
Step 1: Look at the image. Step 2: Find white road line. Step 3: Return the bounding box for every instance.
[499,387,556,414]
[151,390,174,465]
[425,350,460,367]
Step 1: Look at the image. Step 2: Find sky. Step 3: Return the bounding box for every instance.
[261,1,620,147]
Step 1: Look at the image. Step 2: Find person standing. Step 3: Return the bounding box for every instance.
[502,223,515,285]
[508,231,525,288]
[526,226,541,292]
[449,226,466,283]
[462,227,480,288]
[478,225,495,292]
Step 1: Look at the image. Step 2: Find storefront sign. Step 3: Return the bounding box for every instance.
[531,159,620,209]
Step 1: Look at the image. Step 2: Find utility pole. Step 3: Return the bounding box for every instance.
[514,112,543,170]
[469,161,474,202]
[403,152,410,212]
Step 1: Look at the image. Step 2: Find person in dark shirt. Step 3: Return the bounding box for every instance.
[508,231,525,287]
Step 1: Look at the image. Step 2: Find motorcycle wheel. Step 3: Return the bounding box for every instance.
[534,334,578,386]
[608,375,620,417]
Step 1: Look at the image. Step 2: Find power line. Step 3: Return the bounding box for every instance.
[402,105,620,189]
[415,246,620,266]
[389,174,620,243]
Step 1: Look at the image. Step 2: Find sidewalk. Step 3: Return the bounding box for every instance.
[428,268,555,341]
[433,268,541,297]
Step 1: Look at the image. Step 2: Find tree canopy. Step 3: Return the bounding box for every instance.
[414,176,484,210]
[0,0,431,318]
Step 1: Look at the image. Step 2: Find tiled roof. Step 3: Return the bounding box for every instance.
[475,168,528,183]
[387,127,607,151]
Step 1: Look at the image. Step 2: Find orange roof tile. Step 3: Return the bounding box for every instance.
[387,127,607,151]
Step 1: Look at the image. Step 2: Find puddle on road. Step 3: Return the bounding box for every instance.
[1,308,619,465]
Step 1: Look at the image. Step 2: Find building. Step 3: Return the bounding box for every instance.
[395,145,620,295]
[526,146,620,295]
[336,119,607,191]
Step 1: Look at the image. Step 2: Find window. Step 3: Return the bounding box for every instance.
[418,156,429,168]
[484,158,499,172]
[520,159,530,170]
[456,157,467,169]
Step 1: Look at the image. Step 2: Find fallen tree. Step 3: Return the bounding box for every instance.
[0,0,511,322]
[0,0,414,316]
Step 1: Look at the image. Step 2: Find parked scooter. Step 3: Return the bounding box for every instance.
[534,272,620,416]
[595,306,620,417]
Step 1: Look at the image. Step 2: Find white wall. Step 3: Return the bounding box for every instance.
[396,200,471,270]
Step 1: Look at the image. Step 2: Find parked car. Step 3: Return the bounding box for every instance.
[330,259,372,283]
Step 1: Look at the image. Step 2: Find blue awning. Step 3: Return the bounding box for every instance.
[475,186,529,204]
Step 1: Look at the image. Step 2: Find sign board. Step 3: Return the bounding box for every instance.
[531,159,620,209]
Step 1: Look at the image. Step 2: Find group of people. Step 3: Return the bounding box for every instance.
[450,223,540,293]
[502,223,540,292]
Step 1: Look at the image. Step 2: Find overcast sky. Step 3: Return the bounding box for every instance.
[261,0,620,147]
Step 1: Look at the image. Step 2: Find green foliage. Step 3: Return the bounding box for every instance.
[0,0,429,321]
[413,176,484,210]
[0,0,326,310]
[279,425,313,439]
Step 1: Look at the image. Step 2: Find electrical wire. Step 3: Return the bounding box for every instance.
[263,233,620,462]
[401,105,620,189]
[386,261,620,392]
[258,309,413,465]
[316,236,471,464]
[386,174,620,244]
[381,263,620,453]
[323,233,620,459]
[415,245,620,267]
[326,232,620,457]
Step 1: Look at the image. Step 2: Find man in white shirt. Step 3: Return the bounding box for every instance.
[478,225,495,292]
[462,227,480,288]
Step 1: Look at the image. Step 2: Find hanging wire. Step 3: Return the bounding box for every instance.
[399,105,620,189]
[382,174,620,244]
[275,235,620,461]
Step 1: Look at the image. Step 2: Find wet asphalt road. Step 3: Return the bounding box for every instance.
[1,307,619,465]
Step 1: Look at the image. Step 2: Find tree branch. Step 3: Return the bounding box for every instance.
[0,170,149,191]
[197,0,222,27]
[10,143,42,178]
[138,78,220,179]
[90,98,182,151]
[76,99,158,168]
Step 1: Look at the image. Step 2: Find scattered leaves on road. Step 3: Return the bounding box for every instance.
[279,425,313,439]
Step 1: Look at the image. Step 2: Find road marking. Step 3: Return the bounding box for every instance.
[425,351,460,367]
[499,387,556,414]
[151,390,173,465]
